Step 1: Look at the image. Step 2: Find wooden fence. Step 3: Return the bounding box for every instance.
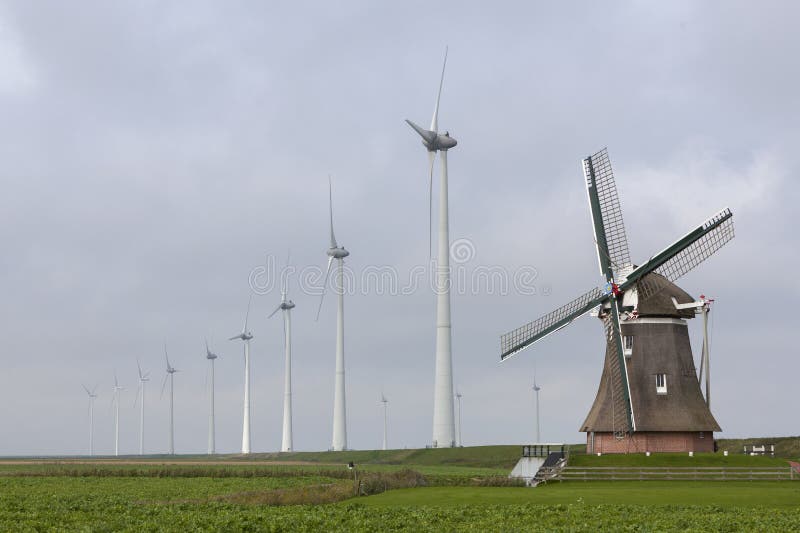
[546,466,798,482]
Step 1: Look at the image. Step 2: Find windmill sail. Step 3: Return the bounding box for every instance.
[624,208,734,301]
[500,287,606,360]
[584,149,632,280]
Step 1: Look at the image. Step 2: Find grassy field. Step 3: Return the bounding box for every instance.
[1,444,798,531]
[360,481,800,508]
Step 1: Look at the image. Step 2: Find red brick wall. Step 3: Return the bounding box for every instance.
[586,432,715,454]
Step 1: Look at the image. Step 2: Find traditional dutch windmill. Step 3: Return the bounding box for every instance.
[500,148,734,454]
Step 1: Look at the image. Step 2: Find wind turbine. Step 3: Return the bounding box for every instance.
[161,344,179,455]
[230,295,254,454]
[205,340,219,455]
[111,374,124,456]
[533,366,541,443]
[406,46,458,448]
[268,264,296,452]
[82,384,98,456]
[381,393,389,451]
[134,359,150,455]
[455,390,463,447]
[317,176,350,451]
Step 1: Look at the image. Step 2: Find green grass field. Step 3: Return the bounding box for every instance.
[360,481,800,508]
[1,443,798,531]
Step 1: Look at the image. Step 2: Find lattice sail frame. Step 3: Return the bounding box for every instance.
[500,287,604,360]
[626,208,734,300]
[601,314,633,437]
[583,148,632,280]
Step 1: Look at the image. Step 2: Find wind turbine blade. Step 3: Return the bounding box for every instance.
[405,119,436,143]
[228,335,240,341]
[316,256,334,321]
[328,175,337,248]
[205,338,210,356]
[267,305,282,319]
[133,384,140,408]
[283,248,291,296]
[136,358,143,380]
[243,293,253,333]
[427,150,435,259]
[82,384,90,396]
[164,342,171,370]
[114,372,119,388]
[160,373,169,397]
[430,45,448,133]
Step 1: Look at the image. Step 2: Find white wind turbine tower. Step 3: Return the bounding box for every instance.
[533,365,541,443]
[161,345,179,455]
[230,295,254,454]
[381,394,389,451]
[82,384,98,456]
[134,359,150,455]
[111,374,124,456]
[317,176,350,451]
[455,390,463,447]
[268,269,296,452]
[406,46,458,448]
[205,340,219,455]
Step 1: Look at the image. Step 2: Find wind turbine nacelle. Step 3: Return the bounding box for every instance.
[436,133,457,150]
[327,247,350,259]
[281,301,296,310]
[421,133,458,152]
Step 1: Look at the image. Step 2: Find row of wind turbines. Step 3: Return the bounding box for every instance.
[79,47,541,456]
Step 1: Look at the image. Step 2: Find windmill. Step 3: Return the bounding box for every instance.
[317,176,350,452]
[161,344,179,455]
[532,366,541,443]
[499,148,734,454]
[111,373,124,456]
[455,390,463,447]
[229,295,254,454]
[134,359,150,455]
[380,393,389,451]
[82,384,98,456]
[406,46,458,448]
[268,258,296,453]
[205,339,219,455]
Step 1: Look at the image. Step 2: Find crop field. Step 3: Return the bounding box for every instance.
[1,446,798,532]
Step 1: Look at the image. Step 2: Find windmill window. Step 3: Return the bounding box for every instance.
[655,373,667,394]
[623,336,634,357]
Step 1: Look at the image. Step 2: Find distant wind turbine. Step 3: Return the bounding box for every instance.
[205,340,219,455]
[230,295,254,454]
[317,176,350,451]
[381,393,389,451]
[268,258,296,453]
[134,359,150,455]
[533,365,541,443]
[406,46,458,448]
[82,384,98,456]
[161,344,179,455]
[111,374,124,456]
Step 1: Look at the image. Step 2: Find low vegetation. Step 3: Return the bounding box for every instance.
[1,441,797,531]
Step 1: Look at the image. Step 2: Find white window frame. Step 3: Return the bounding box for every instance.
[623,335,634,357]
[655,373,667,394]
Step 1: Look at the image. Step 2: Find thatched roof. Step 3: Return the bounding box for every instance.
[636,272,696,319]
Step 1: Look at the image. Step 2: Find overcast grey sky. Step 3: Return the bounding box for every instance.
[0,1,797,455]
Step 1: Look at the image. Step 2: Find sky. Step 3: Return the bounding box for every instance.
[0,1,797,455]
